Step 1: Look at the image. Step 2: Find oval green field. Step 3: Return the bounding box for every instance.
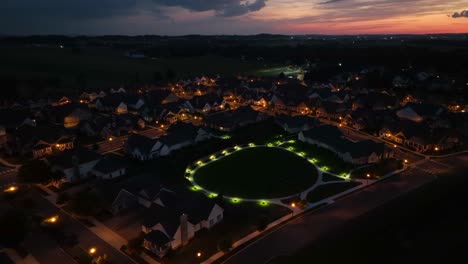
[193,147,318,199]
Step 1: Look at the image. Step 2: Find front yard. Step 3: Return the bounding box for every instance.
[163,202,291,264]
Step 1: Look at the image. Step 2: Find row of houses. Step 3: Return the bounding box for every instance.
[45,148,127,183]
[125,123,212,160]
[298,125,390,165]
[93,173,223,258]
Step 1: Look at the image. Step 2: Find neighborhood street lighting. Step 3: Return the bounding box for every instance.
[4,186,18,193]
[45,215,59,224]
[89,247,97,255]
[196,251,202,258]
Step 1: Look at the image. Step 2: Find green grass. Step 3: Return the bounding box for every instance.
[164,202,291,264]
[306,182,361,203]
[281,141,355,175]
[322,172,346,183]
[193,147,318,199]
[0,45,266,93]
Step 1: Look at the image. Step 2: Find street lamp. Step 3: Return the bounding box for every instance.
[366,173,371,185]
[4,186,18,193]
[45,215,59,224]
[196,251,202,258]
[89,247,97,255]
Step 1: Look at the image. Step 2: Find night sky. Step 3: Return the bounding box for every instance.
[2,0,468,35]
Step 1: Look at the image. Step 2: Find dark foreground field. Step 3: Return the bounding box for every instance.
[273,166,468,264]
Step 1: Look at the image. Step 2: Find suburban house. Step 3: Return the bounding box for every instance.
[153,123,212,157]
[95,93,145,114]
[184,93,226,113]
[47,148,102,182]
[0,109,36,131]
[43,103,92,128]
[205,106,266,131]
[315,101,347,120]
[80,114,145,140]
[275,114,320,133]
[11,124,74,158]
[299,125,388,164]
[92,157,127,180]
[124,134,159,160]
[379,121,458,152]
[396,103,445,123]
[141,191,223,257]
[94,174,223,258]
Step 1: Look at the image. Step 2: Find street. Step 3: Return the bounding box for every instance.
[25,189,136,264]
[222,154,466,264]
[94,127,165,154]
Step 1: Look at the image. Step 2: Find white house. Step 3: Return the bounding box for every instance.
[92,158,127,180]
[47,148,102,182]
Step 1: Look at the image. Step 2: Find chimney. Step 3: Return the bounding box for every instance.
[180,213,189,246]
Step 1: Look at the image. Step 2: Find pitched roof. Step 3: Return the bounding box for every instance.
[93,157,127,174]
[275,115,320,130]
[126,134,157,155]
[0,109,32,128]
[157,122,200,146]
[403,103,444,117]
[205,106,259,129]
[301,125,384,158]
[48,148,101,169]
[16,124,72,145]
[144,230,171,246]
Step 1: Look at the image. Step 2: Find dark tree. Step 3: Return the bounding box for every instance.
[17,159,53,183]
[0,210,29,247]
[278,72,286,80]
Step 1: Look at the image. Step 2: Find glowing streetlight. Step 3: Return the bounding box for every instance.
[4,186,18,193]
[434,146,439,151]
[108,137,113,141]
[196,251,202,258]
[89,247,97,255]
[45,215,59,223]
[291,202,296,208]
[404,159,408,163]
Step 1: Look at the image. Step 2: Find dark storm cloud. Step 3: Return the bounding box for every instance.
[152,0,267,17]
[452,10,468,18]
[1,0,138,19]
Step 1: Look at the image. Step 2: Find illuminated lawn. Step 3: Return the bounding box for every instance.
[193,147,318,199]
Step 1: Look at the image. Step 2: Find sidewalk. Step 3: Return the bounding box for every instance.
[202,165,408,264]
[202,209,300,264]
[0,157,21,169]
[36,184,131,260]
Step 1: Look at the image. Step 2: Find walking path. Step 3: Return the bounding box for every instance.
[36,184,132,262]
